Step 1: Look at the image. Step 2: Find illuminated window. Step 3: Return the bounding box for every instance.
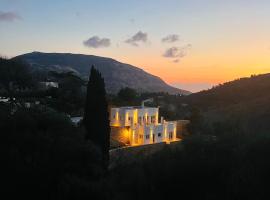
[169,132,173,139]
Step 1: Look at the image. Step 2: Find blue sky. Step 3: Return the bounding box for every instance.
[1,0,270,92]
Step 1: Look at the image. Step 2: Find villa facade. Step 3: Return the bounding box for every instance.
[110,106,178,146]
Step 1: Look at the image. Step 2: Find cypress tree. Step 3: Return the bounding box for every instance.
[84,66,110,167]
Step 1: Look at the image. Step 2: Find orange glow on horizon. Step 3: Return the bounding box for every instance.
[114,48,270,92]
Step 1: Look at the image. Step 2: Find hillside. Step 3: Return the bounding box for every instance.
[14,52,190,95]
[183,74,270,108]
[181,73,270,134]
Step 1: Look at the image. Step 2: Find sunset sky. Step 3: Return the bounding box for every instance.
[1,0,270,92]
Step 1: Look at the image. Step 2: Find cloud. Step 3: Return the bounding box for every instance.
[125,31,148,46]
[0,11,21,22]
[83,36,111,48]
[163,44,192,58]
[161,34,179,43]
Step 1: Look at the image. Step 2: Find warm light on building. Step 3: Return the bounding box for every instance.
[110,105,179,146]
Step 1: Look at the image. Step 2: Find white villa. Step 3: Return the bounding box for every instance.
[110,105,178,146]
[39,82,59,90]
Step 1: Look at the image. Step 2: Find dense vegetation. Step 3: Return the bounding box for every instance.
[3,105,270,199]
[2,57,270,199]
[1,58,108,199]
[1,105,103,199]
[183,74,270,109]
[180,74,270,135]
[47,71,86,115]
[0,57,36,92]
[0,58,86,116]
[104,133,270,200]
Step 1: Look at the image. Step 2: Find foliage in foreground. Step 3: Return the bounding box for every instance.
[104,133,270,200]
[1,105,103,200]
[3,104,270,200]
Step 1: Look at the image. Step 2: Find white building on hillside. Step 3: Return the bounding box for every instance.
[39,82,59,90]
[110,105,178,146]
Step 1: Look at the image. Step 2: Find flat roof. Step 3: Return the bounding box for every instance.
[112,106,157,110]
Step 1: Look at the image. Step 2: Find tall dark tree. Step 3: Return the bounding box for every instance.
[84,66,110,167]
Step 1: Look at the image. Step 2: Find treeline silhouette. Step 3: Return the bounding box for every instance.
[2,58,270,199]
[183,74,270,109]
[180,73,270,135]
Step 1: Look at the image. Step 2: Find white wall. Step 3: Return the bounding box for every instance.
[110,107,158,127]
[153,124,164,143]
[110,106,177,146]
[166,122,177,141]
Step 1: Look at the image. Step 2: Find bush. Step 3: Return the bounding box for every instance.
[1,106,103,199]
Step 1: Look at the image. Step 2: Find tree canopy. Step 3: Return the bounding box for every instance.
[84,66,110,167]
[0,57,35,92]
[117,87,138,102]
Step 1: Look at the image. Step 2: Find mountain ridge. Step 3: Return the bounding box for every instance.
[14,52,191,95]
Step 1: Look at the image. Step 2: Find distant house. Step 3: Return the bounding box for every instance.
[70,116,83,126]
[0,97,9,103]
[110,105,179,146]
[38,82,59,90]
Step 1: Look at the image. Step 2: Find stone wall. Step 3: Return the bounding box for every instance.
[109,140,182,169]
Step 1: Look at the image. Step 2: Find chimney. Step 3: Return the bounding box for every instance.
[141,98,153,108]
